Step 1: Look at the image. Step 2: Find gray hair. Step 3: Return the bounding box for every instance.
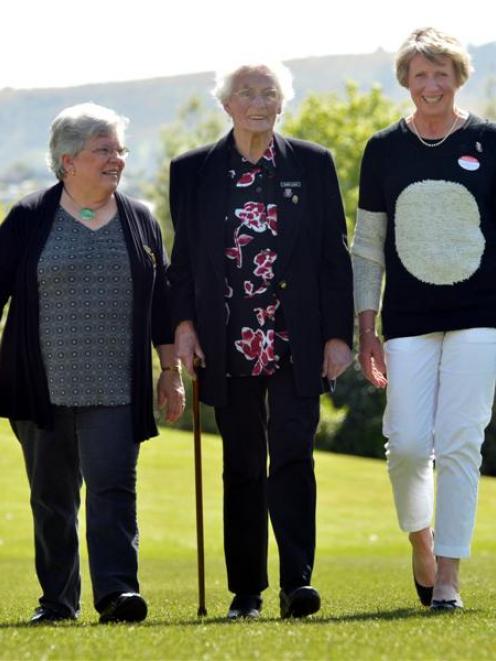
[48,102,129,180]
[395,27,473,89]
[213,62,294,110]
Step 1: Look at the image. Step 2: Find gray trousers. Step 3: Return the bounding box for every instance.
[11,405,140,616]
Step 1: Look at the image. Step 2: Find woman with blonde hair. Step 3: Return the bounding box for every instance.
[353,27,496,610]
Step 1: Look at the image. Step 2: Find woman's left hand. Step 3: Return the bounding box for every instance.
[321,338,353,381]
[157,370,186,422]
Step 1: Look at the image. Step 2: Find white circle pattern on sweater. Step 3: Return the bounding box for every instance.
[395,180,484,285]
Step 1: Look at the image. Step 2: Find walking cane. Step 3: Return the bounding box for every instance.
[192,358,207,616]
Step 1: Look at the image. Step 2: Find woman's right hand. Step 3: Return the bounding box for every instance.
[358,332,387,389]
[174,320,205,378]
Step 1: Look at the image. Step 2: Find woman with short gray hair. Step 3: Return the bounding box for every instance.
[0,102,185,624]
[352,27,496,610]
[48,102,129,180]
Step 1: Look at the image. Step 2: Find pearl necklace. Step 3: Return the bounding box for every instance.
[63,187,111,221]
[410,115,460,148]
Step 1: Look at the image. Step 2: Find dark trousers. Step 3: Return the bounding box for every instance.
[214,362,320,595]
[11,405,140,616]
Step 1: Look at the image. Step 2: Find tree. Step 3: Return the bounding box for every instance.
[283,82,402,230]
[283,83,402,459]
[150,99,226,433]
[483,76,496,121]
[149,97,226,255]
[0,201,7,335]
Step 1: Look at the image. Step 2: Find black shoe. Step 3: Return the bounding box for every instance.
[29,606,77,625]
[413,573,434,607]
[280,586,321,619]
[412,530,435,607]
[99,592,148,624]
[431,594,463,611]
[227,594,262,620]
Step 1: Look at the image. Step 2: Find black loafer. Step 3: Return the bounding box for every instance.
[29,606,77,625]
[280,586,321,619]
[227,594,262,620]
[99,592,148,623]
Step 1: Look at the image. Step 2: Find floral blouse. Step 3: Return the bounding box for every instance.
[224,139,289,377]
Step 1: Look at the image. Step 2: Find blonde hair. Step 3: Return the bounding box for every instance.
[395,27,473,88]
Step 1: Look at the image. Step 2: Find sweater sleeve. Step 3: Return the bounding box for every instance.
[168,158,197,329]
[352,254,383,313]
[351,136,387,313]
[319,149,354,348]
[150,213,175,346]
[0,204,26,321]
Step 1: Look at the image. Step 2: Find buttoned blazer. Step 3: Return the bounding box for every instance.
[169,131,353,406]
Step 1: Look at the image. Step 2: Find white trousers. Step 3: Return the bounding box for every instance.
[383,328,496,558]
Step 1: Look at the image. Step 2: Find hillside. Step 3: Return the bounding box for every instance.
[1,43,495,184]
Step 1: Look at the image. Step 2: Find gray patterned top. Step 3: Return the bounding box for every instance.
[38,207,133,406]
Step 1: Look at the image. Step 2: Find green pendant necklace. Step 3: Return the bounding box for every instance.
[63,187,110,220]
[80,207,97,220]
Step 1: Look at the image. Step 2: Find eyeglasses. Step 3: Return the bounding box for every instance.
[90,146,130,160]
[232,88,280,104]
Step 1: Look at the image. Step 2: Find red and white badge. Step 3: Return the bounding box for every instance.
[458,155,480,171]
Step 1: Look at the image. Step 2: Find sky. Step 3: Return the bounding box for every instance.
[2,0,495,90]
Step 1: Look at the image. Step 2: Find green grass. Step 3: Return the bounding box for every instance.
[0,418,495,660]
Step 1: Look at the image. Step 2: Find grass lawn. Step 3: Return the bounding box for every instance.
[0,417,495,660]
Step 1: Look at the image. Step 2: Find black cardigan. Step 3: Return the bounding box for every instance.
[0,182,172,442]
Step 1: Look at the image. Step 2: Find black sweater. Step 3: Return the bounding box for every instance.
[358,115,496,339]
[0,182,172,442]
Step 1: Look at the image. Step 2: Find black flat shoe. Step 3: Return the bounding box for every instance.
[431,595,463,611]
[280,586,321,619]
[29,606,77,625]
[99,592,148,623]
[413,572,434,607]
[227,594,262,620]
[412,529,435,606]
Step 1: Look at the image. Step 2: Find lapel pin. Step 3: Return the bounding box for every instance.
[283,188,292,198]
[475,142,483,153]
[291,195,299,204]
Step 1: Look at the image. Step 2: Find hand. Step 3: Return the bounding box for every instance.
[175,321,205,378]
[358,332,387,388]
[157,370,186,422]
[322,338,353,380]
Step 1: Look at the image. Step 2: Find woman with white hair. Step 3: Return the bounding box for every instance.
[169,62,353,619]
[352,27,496,610]
[0,103,185,623]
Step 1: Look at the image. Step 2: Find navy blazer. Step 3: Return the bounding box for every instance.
[0,182,172,442]
[169,131,353,406]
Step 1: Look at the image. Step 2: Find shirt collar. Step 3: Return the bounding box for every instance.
[229,136,277,172]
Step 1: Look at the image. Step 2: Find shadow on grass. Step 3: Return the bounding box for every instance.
[0,606,473,629]
[169,607,424,626]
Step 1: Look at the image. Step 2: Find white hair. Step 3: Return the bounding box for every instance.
[212,61,294,110]
[48,102,129,180]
